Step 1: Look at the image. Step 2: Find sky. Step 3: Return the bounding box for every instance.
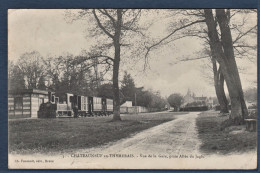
[8,9,257,97]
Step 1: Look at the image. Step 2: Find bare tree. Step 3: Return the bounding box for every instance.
[66,9,144,121]
[8,60,26,90]
[199,48,229,113]
[17,51,45,89]
[44,54,97,97]
[204,9,251,124]
[211,59,229,113]
[145,9,256,124]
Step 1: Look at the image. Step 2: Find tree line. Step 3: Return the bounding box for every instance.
[8,52,102,97]
[8,56,167,111]
[120,71,167,110]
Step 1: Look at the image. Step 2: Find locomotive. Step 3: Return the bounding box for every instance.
[38,92,113,118]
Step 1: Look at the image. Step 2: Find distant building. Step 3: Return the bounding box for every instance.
[120,101,133,114]
[120,101,149,114]
[120,101,133,108]
[182,89,213,107]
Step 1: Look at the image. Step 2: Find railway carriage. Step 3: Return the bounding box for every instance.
[9,89,114,119]
[92,96,102,115]
[37,91,114,118]
[106,99,113,115]
[73,95,88,117]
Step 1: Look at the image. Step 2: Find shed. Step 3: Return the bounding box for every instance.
[120,101,133,108]
[8,89,50,119]
[120,101,133,114]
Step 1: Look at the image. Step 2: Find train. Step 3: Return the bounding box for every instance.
[38,92,113,118]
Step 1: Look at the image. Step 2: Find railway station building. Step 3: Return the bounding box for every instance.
[8,89,50,119]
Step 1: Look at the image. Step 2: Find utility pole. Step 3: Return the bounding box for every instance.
[135,93,137,114]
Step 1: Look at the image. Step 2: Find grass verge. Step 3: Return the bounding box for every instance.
[9,112,184,154]
[196,111,257,155]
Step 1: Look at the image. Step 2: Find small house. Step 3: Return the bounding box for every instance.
[8,89,52,119]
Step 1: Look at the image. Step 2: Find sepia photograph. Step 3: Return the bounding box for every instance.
[8,9,257,169]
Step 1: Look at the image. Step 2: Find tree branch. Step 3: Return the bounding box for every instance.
[144,19,206,66]
[233,25,257,44]
[234,45,257,49]
[178,56,208,62]
[80,55,114,62]
[125,9,142,29]
[98,9,116,27]
[92,9,114,39]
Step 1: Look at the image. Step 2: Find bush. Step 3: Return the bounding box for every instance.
[38,102,57,118]
[215,105,221,111]
[215,104,231,111]
[180,106,208,112]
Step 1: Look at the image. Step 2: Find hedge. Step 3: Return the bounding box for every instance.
[180,106,209,112]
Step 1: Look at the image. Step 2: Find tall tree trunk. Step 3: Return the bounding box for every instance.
[212,59,229,113]
[112,9,123,121]
[204,9,248,125]
[220,63,246,124]
[216,9,248,122]
[218,71,229,113]
[112,58,121,121]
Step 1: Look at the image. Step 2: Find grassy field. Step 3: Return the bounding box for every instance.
[9,112,185,154]
[196,111,257,155]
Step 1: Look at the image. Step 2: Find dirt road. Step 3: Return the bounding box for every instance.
[73,111,256,169]
[9,112,257,169]
[82,112,201,156]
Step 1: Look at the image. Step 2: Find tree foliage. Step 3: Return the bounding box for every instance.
[97,83,114,99]
[44,54,98,97]
[244,87,257,102]
[167,93,184,111]
[17,51,45,89]
[136,88,166,110]
[121,71,136,103]
[8,60,25,90]
[38,76,46,90]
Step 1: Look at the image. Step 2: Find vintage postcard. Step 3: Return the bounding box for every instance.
[8,9,257,169]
